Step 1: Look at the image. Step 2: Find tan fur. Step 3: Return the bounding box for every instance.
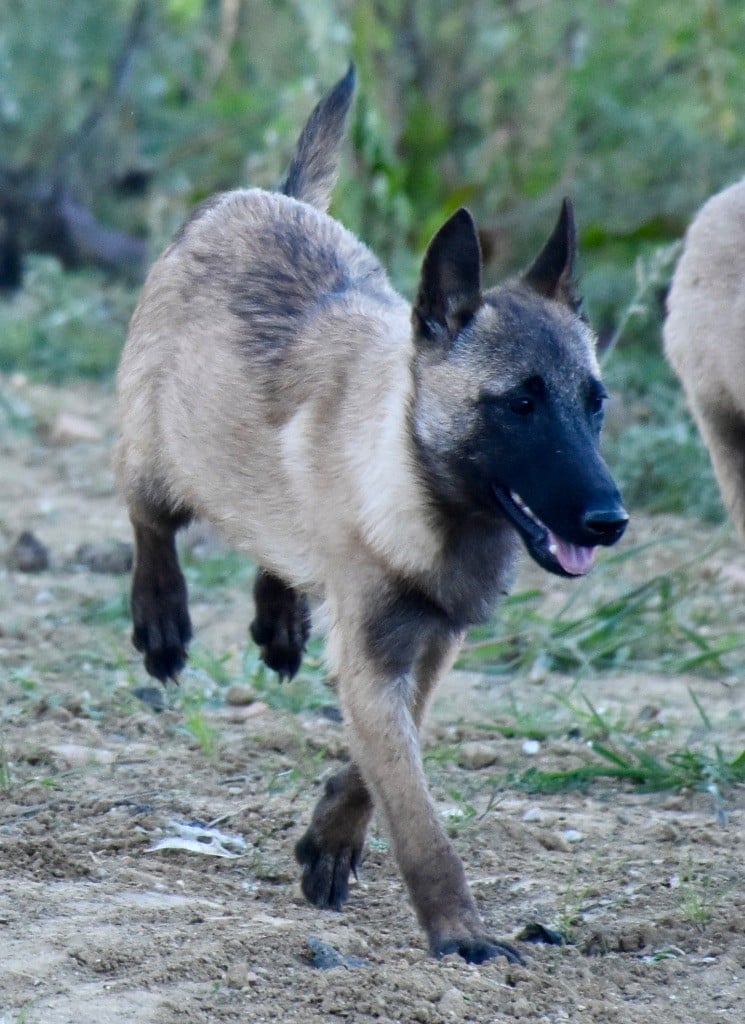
[665,178,745,538]
[117,189,438,589]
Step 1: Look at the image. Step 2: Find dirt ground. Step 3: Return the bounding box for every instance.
[1,378,744,1024]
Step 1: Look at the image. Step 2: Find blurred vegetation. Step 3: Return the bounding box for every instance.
[2,0,744,517]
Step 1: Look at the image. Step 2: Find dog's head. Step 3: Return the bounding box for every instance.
[410,201,627,578]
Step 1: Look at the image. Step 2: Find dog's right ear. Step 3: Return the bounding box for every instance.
[523,198,580,311]
[413,208,482,347]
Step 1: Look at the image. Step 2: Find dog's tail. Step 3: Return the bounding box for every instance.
[280,64,355,212]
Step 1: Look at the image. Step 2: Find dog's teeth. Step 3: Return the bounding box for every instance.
[548,542,558,555]
[511,490,543,524]
[511,491,531,515]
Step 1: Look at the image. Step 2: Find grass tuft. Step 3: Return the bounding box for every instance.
[182,708,221,759]
[513,735,745,795]
[461,536,745,679]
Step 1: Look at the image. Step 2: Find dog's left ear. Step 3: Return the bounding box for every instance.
[413,208,482,346]
[523,198,581,311]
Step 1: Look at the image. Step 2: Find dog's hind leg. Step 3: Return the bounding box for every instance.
[295,761,373,910]
[250,568,311,679]
[129,501,193,682]
[694,400,745,542]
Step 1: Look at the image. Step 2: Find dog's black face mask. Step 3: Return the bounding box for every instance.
[411,202,628,579]
[463,365,627,578]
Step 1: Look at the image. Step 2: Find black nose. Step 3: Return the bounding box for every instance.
[582,506,629,546]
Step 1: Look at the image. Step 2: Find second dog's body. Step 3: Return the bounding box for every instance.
[116,68,627,963]
[665,178,745,540]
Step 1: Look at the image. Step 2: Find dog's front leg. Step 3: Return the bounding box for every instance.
[295,630,459,912]
[333,583,522,965]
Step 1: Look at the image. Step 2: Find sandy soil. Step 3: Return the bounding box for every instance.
[1,378,744,1024]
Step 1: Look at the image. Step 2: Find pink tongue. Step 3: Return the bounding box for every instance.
[550,533,596,575]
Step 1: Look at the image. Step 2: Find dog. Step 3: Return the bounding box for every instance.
[115,66,628,964]
[665,178,745,540]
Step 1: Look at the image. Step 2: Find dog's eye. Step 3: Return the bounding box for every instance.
[509,396,535,416]
[588,386,607,417]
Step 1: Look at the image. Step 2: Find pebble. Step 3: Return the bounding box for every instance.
[563,828,584,843]
[132,686,166,712]
[439,986,466,1016]
[252,719,303,753]
[225,961,260,988]
[521,739,541,756]
[457,740,501,769]
[505,964,533,986]
[7,531,49,572]
[537,831,571,853]
[47,706,74,724]
[74,540,133,574]
[512,995,532,1017]
[656,822,680,843]
[49,743,115,766]
[50,411,102,444]
[225,683,257,706]
[306,935,368,969]
[517,922,565,946]
[661,795,686,811]
[224,701,271,723]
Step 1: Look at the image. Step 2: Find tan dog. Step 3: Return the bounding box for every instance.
[115,67,627,963]
[665,178,745,539]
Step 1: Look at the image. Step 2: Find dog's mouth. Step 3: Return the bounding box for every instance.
[493,487,596,578]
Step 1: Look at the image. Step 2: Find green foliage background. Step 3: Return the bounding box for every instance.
[2,0,744,517]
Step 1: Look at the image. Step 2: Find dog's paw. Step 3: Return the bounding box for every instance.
[132,595,192,682]
[431,935,524,966]
[295,829,362,911]
[250,585,310,680]
[250,618,305,678]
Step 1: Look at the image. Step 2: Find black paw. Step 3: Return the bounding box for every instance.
[250,571,310,679]
[432,936,524,966]
[250,614,306,678]
[295,829,362,911]
[132,595,192,682]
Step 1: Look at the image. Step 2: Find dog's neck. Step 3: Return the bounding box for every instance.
[344,307,521,627]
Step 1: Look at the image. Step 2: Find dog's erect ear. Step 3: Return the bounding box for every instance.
[523,198,580,311]
[413,208,482,346]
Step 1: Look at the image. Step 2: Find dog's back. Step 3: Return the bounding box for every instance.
[116,187,426,586]
[665,178,745,537]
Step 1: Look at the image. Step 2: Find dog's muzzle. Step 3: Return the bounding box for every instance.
[493,487,628,578]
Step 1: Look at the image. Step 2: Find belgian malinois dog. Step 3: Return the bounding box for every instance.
[115,66,628,964]
[665,178,745,541]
